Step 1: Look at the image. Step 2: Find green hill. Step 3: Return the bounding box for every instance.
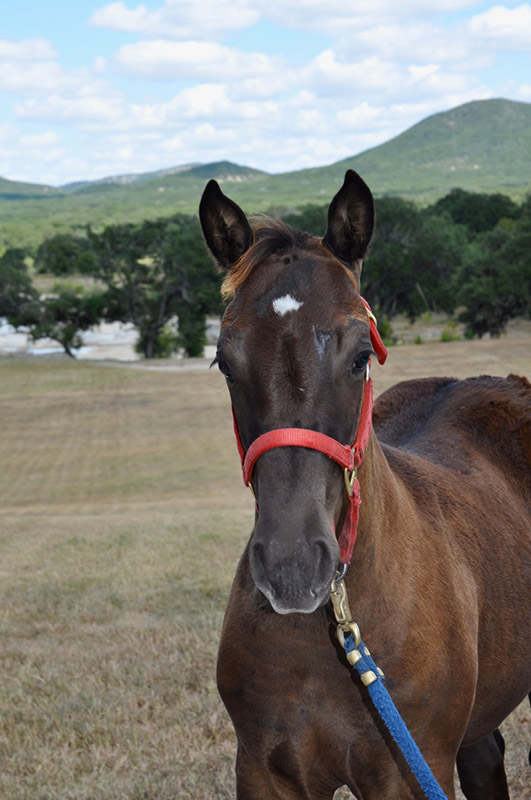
[1,98,530,249]
[339,98,531,199]
[259,98,531,208]
[0,176,60,200]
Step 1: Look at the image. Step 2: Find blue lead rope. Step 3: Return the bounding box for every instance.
[343,634,448,800]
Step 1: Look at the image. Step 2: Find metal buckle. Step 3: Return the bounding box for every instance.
[343,464,358,497]
[365,306,378,327]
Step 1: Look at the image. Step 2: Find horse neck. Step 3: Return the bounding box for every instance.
[347,431,413,607]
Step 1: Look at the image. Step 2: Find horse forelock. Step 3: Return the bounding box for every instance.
[221,218,322,300]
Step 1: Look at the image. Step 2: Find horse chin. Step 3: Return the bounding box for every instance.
[260,586,330,615]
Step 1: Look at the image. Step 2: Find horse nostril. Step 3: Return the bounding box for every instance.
[250,540,266,581]
[313,539,335,583]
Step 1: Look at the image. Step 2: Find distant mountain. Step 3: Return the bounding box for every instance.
[60,160,265,193]
[183,161,266,180]
[1,99,530,248]
[337,98,531,199]
[61,163,202,192]
[0,176,59,200]
[262,98,531,206]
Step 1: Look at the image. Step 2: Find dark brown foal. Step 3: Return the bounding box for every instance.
[200,171,531,799]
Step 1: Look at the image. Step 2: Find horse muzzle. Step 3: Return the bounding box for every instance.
[249,527,339,614]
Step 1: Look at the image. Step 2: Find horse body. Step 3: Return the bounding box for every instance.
[200,171,531,799]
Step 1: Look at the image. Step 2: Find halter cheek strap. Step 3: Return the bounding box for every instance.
[232,300,387,567]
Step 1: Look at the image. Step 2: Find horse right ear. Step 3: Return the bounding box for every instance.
[322,170,374,284]
[199,180,253,270]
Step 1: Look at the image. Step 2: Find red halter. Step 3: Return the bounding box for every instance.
[232,299,388,567]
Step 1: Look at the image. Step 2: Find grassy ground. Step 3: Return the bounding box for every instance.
[0,332,530,799]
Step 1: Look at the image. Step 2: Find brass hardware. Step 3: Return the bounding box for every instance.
[330,575,352,626]
[331,575,361,648]
[343,464,358,497]
[331,574,385,687]
[365,307,378,326]
[337,622,361,649]
[248,481,256,499]
[347,649,362,666]
[361,670,377,686]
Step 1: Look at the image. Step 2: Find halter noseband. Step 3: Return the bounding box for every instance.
[232,299,388,568]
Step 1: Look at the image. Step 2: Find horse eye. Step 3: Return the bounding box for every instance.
[352,352,371,373]
[213,356,234,383]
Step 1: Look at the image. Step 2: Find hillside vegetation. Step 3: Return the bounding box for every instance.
[1,99,530,249]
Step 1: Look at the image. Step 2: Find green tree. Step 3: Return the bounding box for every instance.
[85,215,220,358]
[0,248,38,325]
[25,283,106,357]
[35,233,97,275]
[282,204,328,237]
[361,198,467,320]
[430,188,520,235]
[0,249,103,356]
[457,197,531,337]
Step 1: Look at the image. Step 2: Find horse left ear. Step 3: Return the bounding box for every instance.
[199,179,253,270]
[322,170,374,286]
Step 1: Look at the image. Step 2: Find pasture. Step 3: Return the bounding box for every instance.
[0,329,530,799]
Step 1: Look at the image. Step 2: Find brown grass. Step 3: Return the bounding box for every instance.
[0,331,529,799]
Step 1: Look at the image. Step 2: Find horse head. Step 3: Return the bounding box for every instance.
[200,170,378,614]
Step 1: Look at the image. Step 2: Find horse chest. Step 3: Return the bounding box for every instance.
[219,573,418,781]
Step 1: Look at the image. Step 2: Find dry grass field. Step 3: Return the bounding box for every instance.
[0,329,530,799]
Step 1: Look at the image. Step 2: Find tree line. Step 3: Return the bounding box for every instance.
[0,188,529,357]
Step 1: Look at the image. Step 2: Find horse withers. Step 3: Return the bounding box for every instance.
[199,170,531,799]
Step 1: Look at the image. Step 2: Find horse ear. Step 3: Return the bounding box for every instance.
[199,180,253,270]
[322,170,374,285]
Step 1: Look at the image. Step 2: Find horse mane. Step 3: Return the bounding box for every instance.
[221,217,319,300]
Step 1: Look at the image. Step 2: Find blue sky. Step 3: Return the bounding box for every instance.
[1,1,530,186]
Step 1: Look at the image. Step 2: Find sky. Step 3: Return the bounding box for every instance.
[1,0,530,187]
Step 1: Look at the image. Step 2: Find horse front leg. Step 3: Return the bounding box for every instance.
[456,730,509,800]
[235,743,339,800]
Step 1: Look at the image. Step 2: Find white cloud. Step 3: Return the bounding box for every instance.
[260,0,480,36]
[352,21,486,66]
[336,101,382,129]
[128,83,282,130]
[115,39,280,81]
[16,93,125,125]
[299,48,485,104]
[1,3,528,186]
[0,62,66,92]
[91,0,258,39]
[468,3,531,48]
[302,50,402,95]
[0,38,57,61]
[0,127,66,184]
[0,38,64,93]
[90,0,482,43]
[19,131,60,148]
[517,83,531,99]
